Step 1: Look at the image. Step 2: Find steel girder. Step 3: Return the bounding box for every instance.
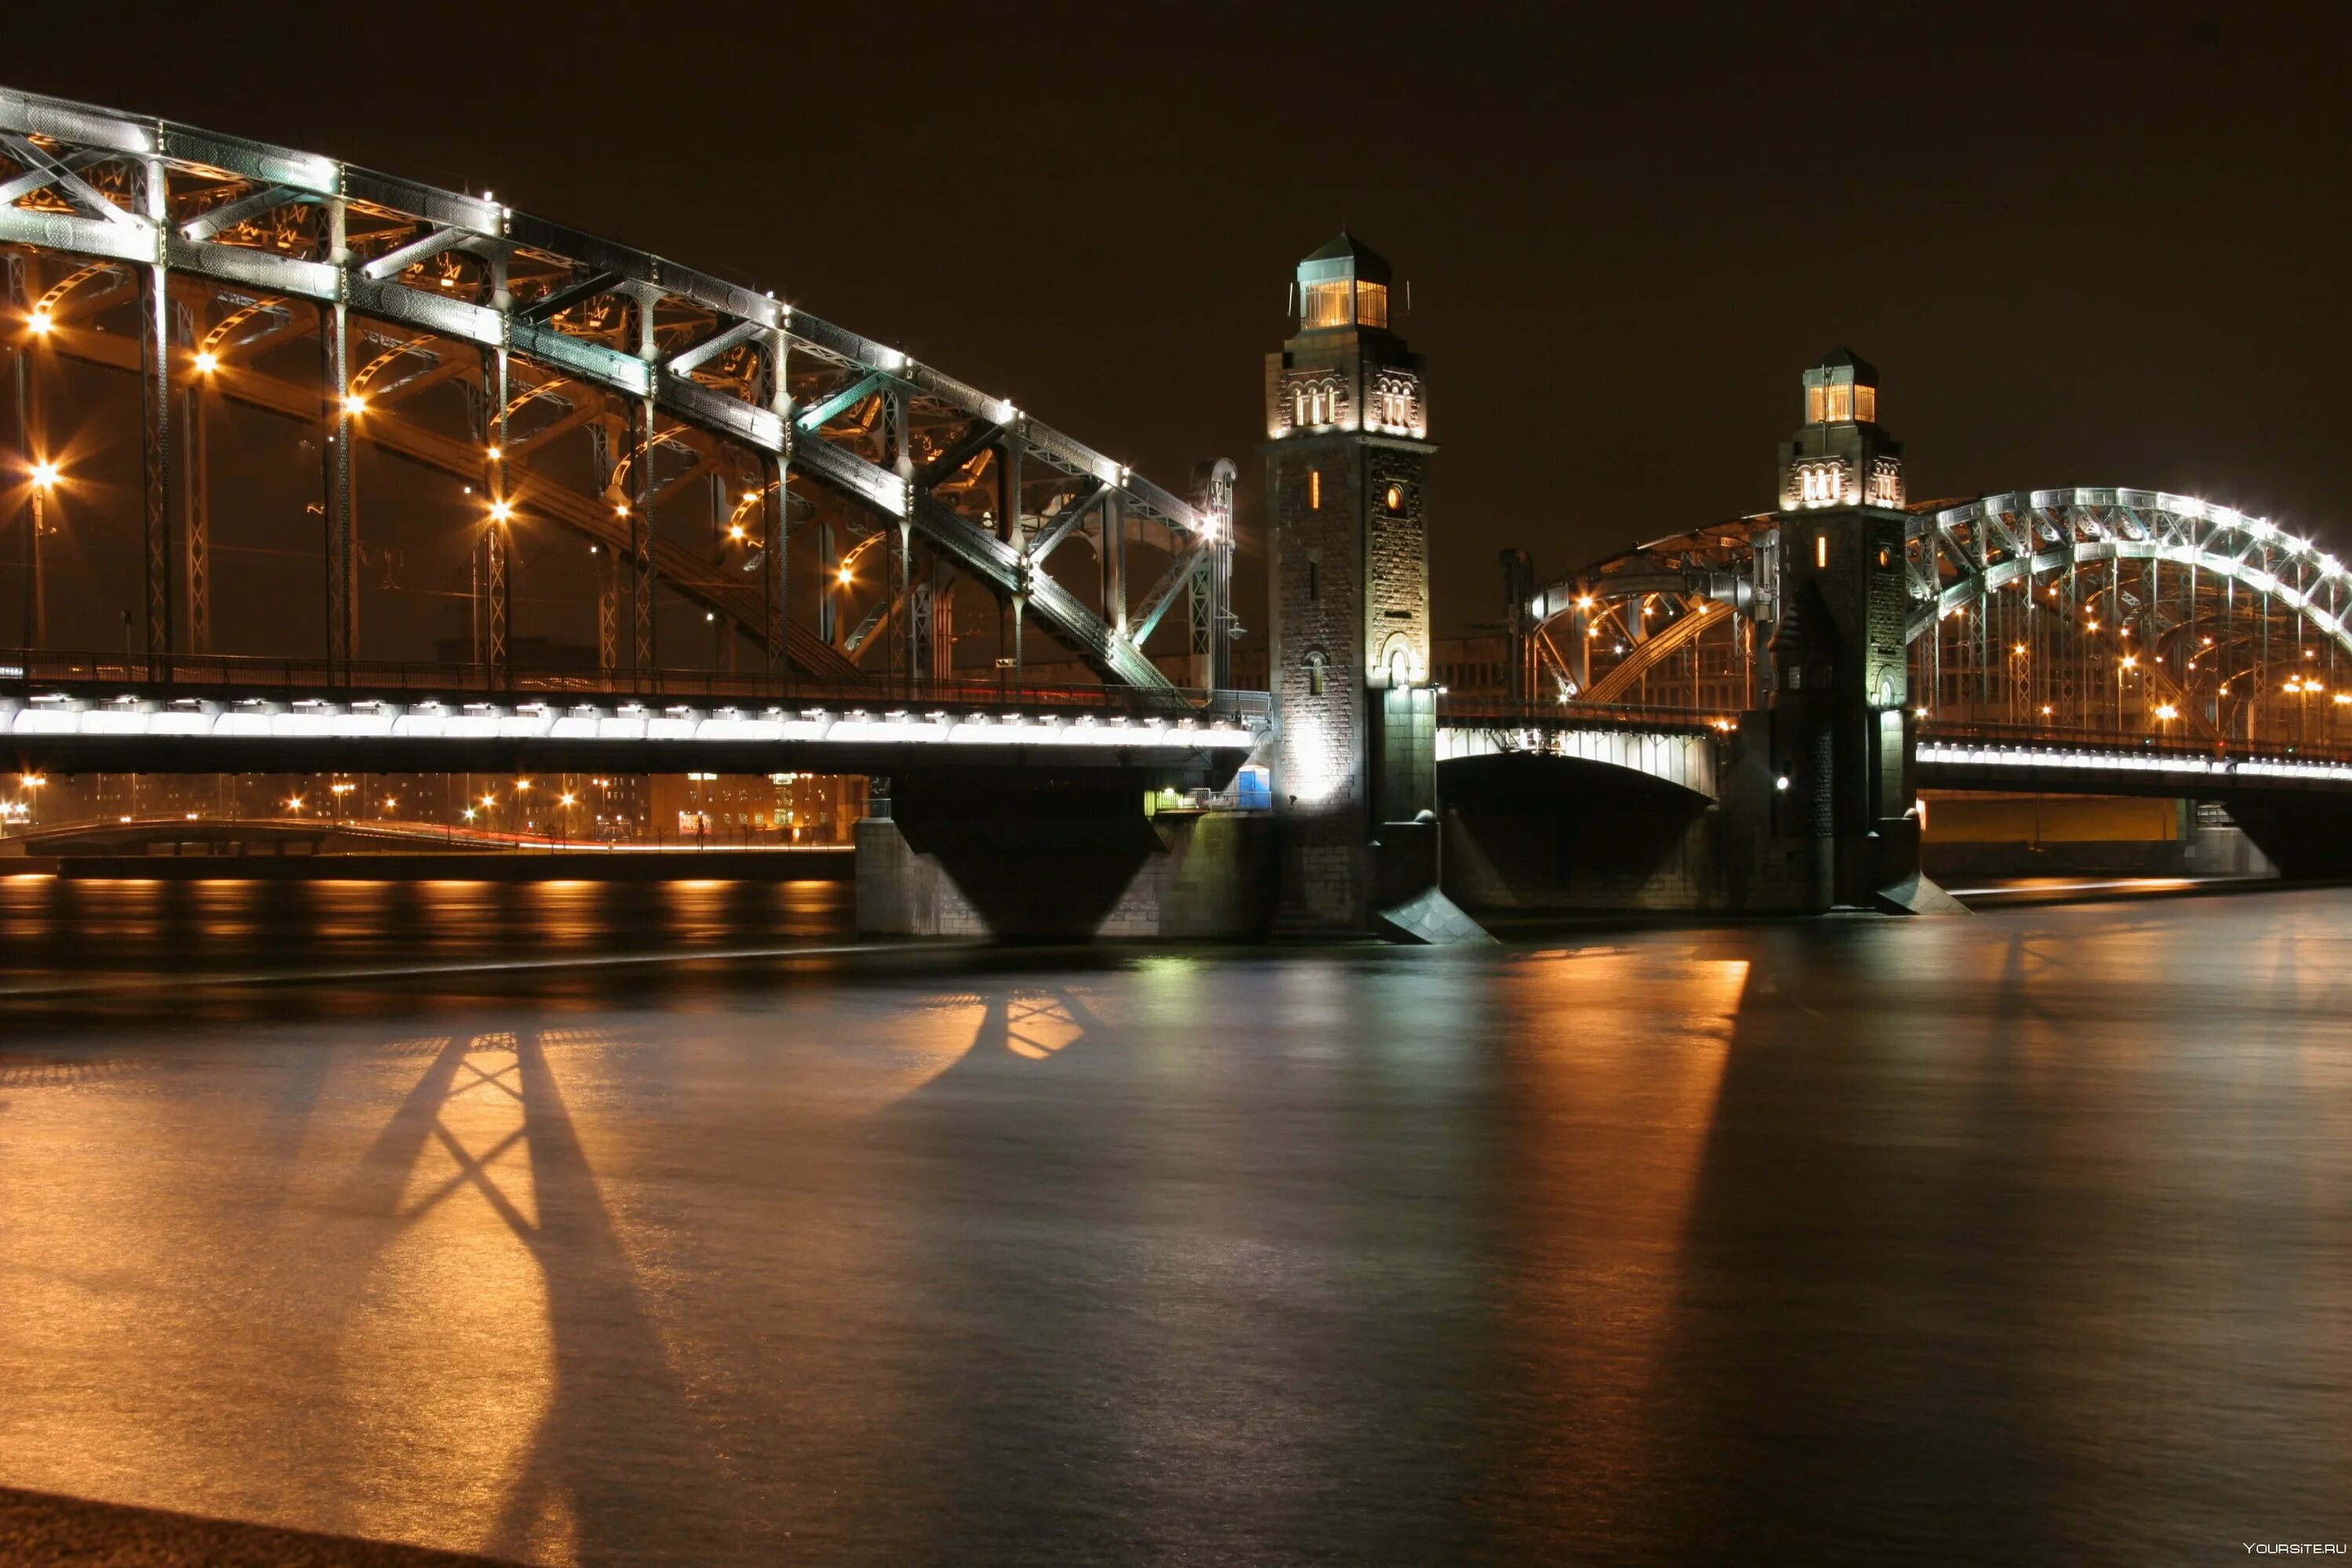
[1906,489,2352,659]
[1528,491,2350,660]
[0,89,1220,694]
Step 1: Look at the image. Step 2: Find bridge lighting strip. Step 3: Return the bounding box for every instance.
[2,699,1259,751]
[1918,741,2352,784]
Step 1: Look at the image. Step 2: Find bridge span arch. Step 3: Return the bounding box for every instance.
[1519,488,2352,750]
[0,89,1230,697]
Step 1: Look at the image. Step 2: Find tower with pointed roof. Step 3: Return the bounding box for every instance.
[1264,233,1443,933]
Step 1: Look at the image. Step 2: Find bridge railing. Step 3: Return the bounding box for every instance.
[1434,694,1731,734]
[1918,720,2352,768]
[0,649,1272,727]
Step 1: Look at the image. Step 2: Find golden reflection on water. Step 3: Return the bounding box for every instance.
[1486,946,1748,1555]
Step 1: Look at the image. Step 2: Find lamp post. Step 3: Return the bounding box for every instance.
[27,460,58,648]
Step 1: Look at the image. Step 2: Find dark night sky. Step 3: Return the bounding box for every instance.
[13,0,2350,637]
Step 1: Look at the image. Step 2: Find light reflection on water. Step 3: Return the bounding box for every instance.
[1,880,2350,1563]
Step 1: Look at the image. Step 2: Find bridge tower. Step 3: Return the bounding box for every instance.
[1756,349,1927,907]
[1264,234,1473,938]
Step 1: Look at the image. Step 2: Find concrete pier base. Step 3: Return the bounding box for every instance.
[856,809,1275,940]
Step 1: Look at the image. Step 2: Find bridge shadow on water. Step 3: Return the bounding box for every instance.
[312,1023,735,1564]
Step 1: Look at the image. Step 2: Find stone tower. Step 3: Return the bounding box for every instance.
[1762,349,1920,906]
[1264,233,1446,934]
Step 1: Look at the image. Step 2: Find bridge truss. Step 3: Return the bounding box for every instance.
[0,89,1234,703]
[1521,490,2352,750]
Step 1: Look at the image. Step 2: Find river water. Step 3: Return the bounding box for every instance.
[2,874,2347,1565]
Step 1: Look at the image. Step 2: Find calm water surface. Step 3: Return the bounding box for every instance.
[2,873,2348,1565]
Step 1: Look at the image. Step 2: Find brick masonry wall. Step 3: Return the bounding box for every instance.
[1265,314,1434,931]
[1269,441,1366,823]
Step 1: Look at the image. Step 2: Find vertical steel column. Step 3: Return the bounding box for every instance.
[1001,434,1023,667]
[1105,491,1124,641]
[633,287,659,677]
[598,556,619,675]
[884,387,910,695]
[1206,460,1236,691]
[765,325,789,678]
[1188,556,1210,686]
[140,158,177,671]
[632,399,655,674]
[183,336,210,656]
[485,344,510,681]
[322,194,354,675]
[817,517,837,646]
[896,518,914,695]
[10,256,35,648]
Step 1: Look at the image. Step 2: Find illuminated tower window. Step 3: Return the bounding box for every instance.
[1309,470,1322,510]
[1356,282,1388,328]
[1824,383,1852,422]
[1854,383,1877,423]
[1807,384,1825,423]
[1304,280,1352,327]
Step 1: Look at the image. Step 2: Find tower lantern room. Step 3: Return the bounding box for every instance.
[1780,348,1903,510]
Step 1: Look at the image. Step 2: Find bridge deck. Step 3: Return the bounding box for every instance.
[2,653,1266,781]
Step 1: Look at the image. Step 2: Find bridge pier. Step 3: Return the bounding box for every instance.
[852,771,1273,940]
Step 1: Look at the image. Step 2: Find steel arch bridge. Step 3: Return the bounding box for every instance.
[0,88,1234,702]
[1515,489,2352,752]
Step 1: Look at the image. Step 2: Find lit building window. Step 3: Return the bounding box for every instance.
[1309,470,1322,510]
[1294,387,1308,428]
[1306,652,1327,696]
[1854,384,1877,423]
[1867,457,1904,507]
[1356,282,1389,329]
[1374,372,1417,430]
[1385,484,1403,511]
[1816,533,1828,569]
[1304,280,1352,328]
[1806,384,1825,424]
[1795,460,1849,508]
[1824,384,1853,422]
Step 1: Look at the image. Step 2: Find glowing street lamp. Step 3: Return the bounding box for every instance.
[26,307,51,336]
[192,350,217,375]
[25,460,60,646]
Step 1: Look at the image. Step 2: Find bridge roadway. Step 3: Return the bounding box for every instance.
[1,653,1263,782]
[1915,724,2352,799]
[1427,698,2352,809]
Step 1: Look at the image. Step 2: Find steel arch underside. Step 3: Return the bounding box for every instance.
[0,88,1225,694]
[1523,490,2352,744]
